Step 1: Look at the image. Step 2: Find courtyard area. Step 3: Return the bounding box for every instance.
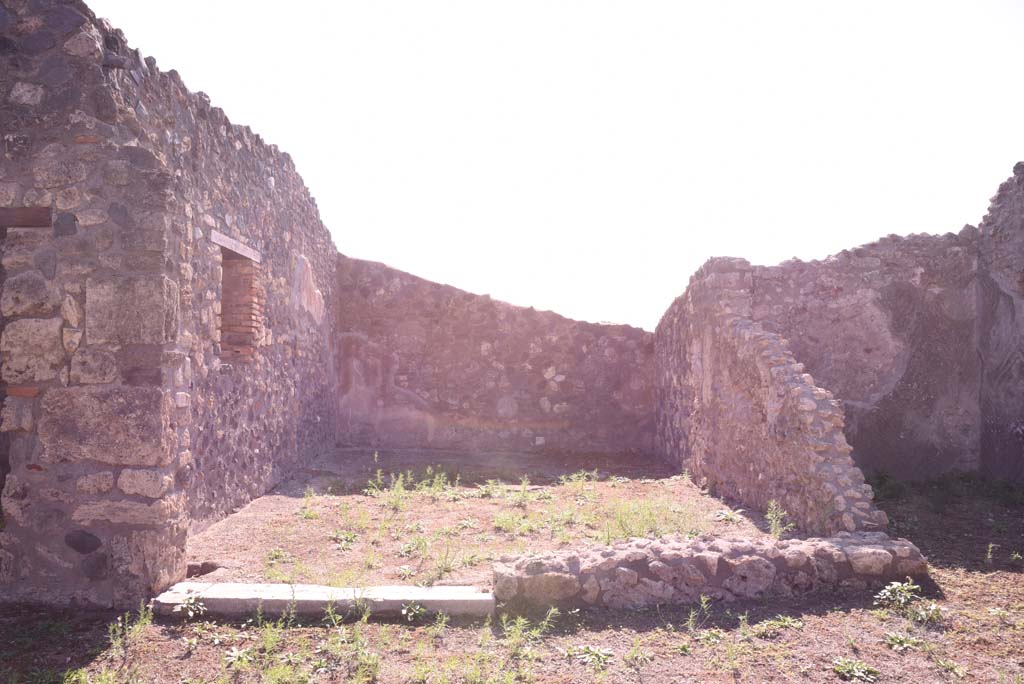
[1,451,1022,683]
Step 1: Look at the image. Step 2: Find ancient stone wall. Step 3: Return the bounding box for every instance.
[0,0,337,606]
[334,255,654,455]
[749,231,981,480]
[124,34,338,529]
[977,162,1024,482]
[494,532,926,609]
[655,259,887,535]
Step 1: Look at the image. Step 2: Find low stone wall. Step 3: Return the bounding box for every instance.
[493,532,926,609]
[334,254,655,455]
[655,259,887,535]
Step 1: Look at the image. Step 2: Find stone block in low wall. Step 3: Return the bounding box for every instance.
[493,532,926,609]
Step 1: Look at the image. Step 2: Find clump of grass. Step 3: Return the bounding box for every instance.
[500,607,559,662]
[753,614,803,639]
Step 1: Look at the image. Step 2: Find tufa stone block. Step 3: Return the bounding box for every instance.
[70,348,119,384]
[1,317,64,383]
[117,469,172,499]
[39,386,169,466]
[76,471,114,494]
[86,275,178,347]
[0,271,61,317]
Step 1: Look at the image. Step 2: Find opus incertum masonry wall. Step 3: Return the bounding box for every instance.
[1,0,1021,606]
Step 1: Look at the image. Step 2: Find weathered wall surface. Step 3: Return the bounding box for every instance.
[749,231,981,480]
[977,163,1024,482]
[655,259,886,535]
[494,531,926,609]
[0,0,337,606]
[0,0,185,605]
[124,35,338,529]
[334,255,655,455]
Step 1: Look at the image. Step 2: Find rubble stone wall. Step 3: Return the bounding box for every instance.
[655,259,887,535]
[333,255,655,455]
[749,232,982,480]
[977,163,1024,482]
[0,0,337,606]
[494,532,927,609]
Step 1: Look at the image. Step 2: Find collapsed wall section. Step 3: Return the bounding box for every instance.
[334,255,655,455]
[655,259,886,535]
[0,0,337,606]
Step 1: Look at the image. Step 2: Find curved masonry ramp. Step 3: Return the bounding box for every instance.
[494,532,926,609]
[153,583,494,619]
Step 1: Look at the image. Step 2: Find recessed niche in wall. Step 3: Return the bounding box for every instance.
[212,230,263,362]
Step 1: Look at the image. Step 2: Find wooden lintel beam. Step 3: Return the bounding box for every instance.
[0,207,53,228]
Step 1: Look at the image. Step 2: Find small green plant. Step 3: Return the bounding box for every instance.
[402,601,427,623]
[909,601,945,626]
[510,476,533,508]
[696,628,725,646]
[676,641,692,655]
[753,615,803,639]
[266,547,293,565]
[476,479,503,498]
[714,509,744,524]
[874,578,921,612]
[833,657,880,682]
[624,639,653,669]
[986,542,998,565]
[567,645,614,671]
[330,529,359,551]
[686,594,713,633]
[765,499,796,538]
[429,611,450,640]
[385,473,409,512]
[224,646,252,669]
[398,565,416,580]
[884,632,922,652]
[500,607,559,661]
[398,536,428,558]
[181,593,207,620]
[935,658,966,678]
[431,541,456,582]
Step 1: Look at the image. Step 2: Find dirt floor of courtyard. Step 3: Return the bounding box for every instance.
[184,448,768,588]
[1,453,1022,684]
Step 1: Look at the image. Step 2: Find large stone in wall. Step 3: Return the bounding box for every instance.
[1,271,61,317]
[1,317,64,383]
[86,275,178,346]
[38,386,170,466]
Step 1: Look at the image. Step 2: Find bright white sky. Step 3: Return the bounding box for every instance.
[88,1,1024,330]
